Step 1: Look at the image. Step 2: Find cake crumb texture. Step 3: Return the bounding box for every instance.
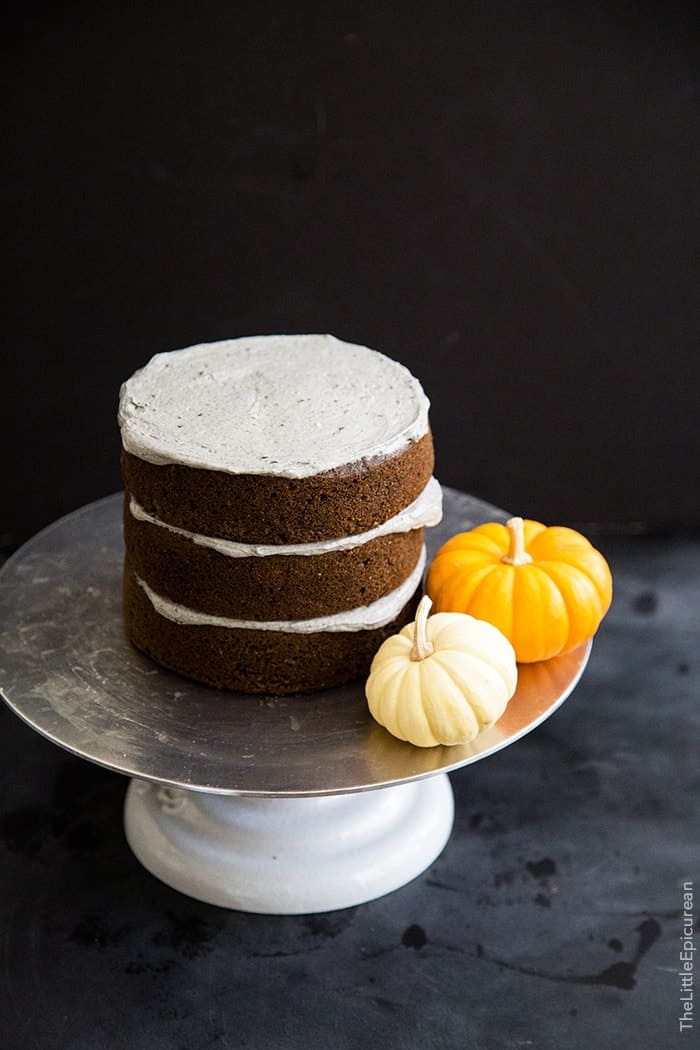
[123,567,420,694]
[121,431,434,544]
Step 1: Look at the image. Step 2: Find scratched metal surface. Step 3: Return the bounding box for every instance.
[0,488,589,796]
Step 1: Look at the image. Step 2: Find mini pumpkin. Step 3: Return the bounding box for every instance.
[426,516,613,663]
[366,595,517,748]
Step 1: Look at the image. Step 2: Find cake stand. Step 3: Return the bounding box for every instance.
[0,489,589,914]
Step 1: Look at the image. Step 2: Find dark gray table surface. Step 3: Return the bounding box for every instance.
[0,534,697,1050]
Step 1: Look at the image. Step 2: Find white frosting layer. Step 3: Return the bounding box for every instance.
[136,547,426,633]
[118,335,430,477]
[129,477,442,557]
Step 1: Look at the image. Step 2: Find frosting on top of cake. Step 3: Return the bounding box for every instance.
[119,334,431,477]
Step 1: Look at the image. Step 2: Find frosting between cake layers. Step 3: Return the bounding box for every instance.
[118,334,431,477]
[129,477,442,557]
[135,547,426,633]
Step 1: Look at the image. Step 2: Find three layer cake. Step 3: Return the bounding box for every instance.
[119,334,442,694]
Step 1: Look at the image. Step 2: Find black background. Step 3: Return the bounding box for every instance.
[4,1,699,546]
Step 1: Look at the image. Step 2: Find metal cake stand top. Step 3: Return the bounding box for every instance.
[0,488,589,797]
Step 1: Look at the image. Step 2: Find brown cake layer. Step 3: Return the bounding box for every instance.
[124,500,424,621]
[121,430,434,544]
[123,566,420,694]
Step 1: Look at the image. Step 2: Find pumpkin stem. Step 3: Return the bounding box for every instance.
[410,595,435,661]
[502,516,533,566]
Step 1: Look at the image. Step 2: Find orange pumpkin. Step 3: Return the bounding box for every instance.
[426,517,613,663]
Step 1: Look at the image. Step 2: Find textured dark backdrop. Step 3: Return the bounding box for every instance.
[4,1,698,546]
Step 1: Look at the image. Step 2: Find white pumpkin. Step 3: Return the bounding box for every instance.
[366,595,518,747]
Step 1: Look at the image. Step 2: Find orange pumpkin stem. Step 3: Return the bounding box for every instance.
[410,595,435,661]
[502,517,533,566]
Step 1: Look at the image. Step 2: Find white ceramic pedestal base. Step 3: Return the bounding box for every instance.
[124,774,454,914]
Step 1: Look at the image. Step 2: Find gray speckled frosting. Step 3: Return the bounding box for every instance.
[118,334,431,477]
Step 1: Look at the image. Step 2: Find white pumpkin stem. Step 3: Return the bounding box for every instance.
[502,516,533,566]
[410,595,435,661]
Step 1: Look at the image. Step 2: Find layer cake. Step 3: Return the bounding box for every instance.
[119,334,442,694]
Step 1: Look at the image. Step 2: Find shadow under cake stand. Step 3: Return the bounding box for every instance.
[0,489,589,914]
